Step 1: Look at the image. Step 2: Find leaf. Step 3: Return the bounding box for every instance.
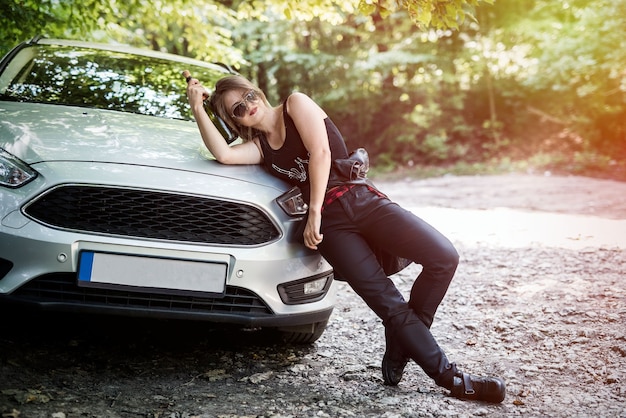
[417,9,432,26]
[358,0,378,16]
[283,5,293,19]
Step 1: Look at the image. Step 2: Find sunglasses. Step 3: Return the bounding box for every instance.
[231,90,259,118]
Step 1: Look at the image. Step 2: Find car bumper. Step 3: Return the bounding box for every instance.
[0,287,335,328]
[0,217,335,328]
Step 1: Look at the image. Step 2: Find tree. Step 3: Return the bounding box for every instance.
[0,0,493,56]
[519,0,626,158]
[357,0,494,29]
[474,0,626,160]
[2,0,624,173]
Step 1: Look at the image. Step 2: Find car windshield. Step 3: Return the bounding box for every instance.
[0,44,228,121]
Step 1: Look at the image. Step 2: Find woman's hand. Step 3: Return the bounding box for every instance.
[186,78,209,111]
[303,209,323,250]
[182,72,262,165]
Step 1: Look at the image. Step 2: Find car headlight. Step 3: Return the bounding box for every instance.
[0,149,37,188]
[276,186,308,216]
[277,272,334,305]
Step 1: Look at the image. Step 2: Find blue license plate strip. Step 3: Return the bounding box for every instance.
[78,251,227,294]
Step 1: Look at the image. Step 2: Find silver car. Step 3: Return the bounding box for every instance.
[0,37,335,343]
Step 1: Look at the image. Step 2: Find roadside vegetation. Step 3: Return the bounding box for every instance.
[2,0,624,181]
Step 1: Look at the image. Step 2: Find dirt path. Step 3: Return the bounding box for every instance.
[377,173,626,250]
[1,174,625,418]
[377,173,626,219]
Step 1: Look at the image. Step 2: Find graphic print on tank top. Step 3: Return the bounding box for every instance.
[271,156,309,182]
[259,95,349,190]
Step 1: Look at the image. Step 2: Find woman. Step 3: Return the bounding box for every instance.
[186,74,506,403]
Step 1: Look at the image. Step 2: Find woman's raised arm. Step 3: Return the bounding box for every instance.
[185,73,262,165]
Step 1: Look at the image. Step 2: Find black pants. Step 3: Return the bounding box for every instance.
[318,185,460,388]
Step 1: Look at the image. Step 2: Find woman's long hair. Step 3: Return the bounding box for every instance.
[209,75,268,142]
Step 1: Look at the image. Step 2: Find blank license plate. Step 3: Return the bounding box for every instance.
[78,251,226,294]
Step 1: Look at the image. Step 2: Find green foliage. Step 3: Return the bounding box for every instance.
[1,0,624,177]
[0,0,242,64]
[0,0,58,51]
[514,0,626,158]
[358,0,494,29]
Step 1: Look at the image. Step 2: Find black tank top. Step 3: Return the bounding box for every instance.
[259,96,349,202]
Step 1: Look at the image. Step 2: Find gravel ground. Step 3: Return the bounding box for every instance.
[1,174,625,418]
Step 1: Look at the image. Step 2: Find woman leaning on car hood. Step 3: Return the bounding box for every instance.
[185,74,506,404]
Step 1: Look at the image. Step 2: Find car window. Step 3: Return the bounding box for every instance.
[0,44,228,121]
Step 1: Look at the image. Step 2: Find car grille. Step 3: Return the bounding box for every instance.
[10,273,273,316]
[23,185,280,245]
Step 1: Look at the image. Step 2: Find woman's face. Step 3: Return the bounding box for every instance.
[223,89,263,126]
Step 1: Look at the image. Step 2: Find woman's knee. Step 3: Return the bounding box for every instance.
[444,242,460,269]
[429,239,459,276]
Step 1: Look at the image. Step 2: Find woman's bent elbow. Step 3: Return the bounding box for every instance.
[215,155,235,165]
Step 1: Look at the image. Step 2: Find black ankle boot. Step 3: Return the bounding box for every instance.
[450,371,506,403]
[381,344,408,386]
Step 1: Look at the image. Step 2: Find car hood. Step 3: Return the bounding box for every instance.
[0,102,283,188]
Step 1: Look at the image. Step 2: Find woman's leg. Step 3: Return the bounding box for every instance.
[319,187,505,402]
[358,200,459,328]
[318,192,457,388]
